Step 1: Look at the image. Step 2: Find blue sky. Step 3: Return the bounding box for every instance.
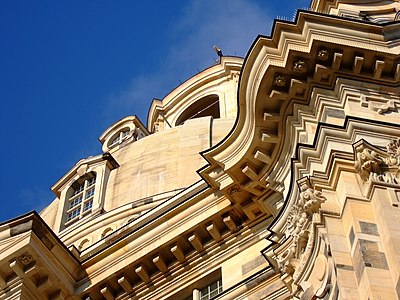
[0,0,309,223]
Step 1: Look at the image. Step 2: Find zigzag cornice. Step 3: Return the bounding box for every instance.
[200,10,400,198]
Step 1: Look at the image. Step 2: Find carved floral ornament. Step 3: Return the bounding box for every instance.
[274,74,286,87]
[317,49,329,61]
[268,178,330,298]
[354,138,400,186]
[293,59,307,73]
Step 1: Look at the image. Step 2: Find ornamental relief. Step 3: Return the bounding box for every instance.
[268,178,332,298]
[354,138,400,187]
[359,93,400,115]
[276,178,326,278]
[18,252,34,266]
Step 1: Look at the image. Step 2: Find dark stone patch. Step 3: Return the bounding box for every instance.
[323,108,346,121]
[10,220,33,236]
[242,255,265,275]
[353,243,365,284]
[359,221,379,236]
[131,197,153,208]
[359,239,388,270]
[245,269,275,290]
[336,264,354,271]
[144,198,153,205]
[349,227,355,246]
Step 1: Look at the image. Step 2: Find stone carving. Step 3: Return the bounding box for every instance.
[227,185,242,196]
[386,138,400,165]
[18,252,34,265]
[354,139,400,186]
[276,178,326,279]
[230,71,240,84]
[293,59,307,73]
[360,94,400,115]
[354,144,384,182]
[317,49,329,61]
[274,74,286,87]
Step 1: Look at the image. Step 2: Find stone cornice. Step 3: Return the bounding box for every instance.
[0,212,81,299]
[199,9,400,227]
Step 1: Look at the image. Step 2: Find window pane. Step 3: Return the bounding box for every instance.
[66,175,98,226]
[67,207,80,221]
[87,177,96,187]
[84,200,93,212]
[110,135,120,145]
[73,184,84,195]
[199,278,222,300]
[69,195,83,209]
[86,188,95,198]
[121,130,130,137]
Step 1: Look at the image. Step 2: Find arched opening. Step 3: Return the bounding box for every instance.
[108,127,131,148]
[175,95,220,126]
[102,227,113,238]
[79,238,90,250]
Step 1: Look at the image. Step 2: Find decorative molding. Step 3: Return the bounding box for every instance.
[386,138,400,165]
[354,142,385,182]
[277,178,326,275]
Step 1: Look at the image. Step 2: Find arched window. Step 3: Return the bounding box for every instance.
[65,172,96,225]
[176,95,220,126]
[108,128,131,148]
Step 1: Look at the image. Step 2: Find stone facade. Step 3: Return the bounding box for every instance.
[1,1,400,299]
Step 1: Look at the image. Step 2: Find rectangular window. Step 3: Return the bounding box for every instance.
[64,174,99,228]
[200,278,222,300]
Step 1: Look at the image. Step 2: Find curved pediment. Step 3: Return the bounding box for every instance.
[98,116,149,153]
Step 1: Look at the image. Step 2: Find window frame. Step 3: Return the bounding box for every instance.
[65,173,97,226]
[199,278,223,300]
